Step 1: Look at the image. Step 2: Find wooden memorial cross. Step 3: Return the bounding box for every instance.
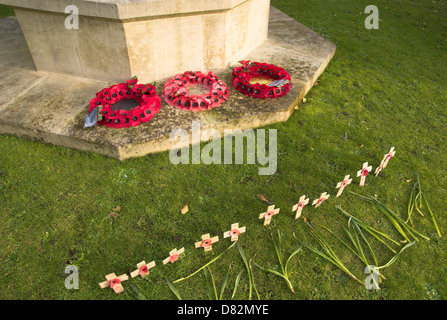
[163,248,185,265]
[291,195,309,219]
[130,260,156,278]
[99,273,129,294]
[312,192,330,208]
[357,162,372,186]
[223,223,246,242]
[195,234,219,252]
[336,175,352,197]
[259,205,280,226]
[375,147,396,176]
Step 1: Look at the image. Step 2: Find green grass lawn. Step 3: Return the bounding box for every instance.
[0,0,446,300]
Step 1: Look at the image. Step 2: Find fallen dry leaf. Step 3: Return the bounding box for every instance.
[181,205,189,215]
[256,194,272,204]
[360,144,364,148]
[112,206,121,212]
[108,212,120,219]
[406,179,412,183]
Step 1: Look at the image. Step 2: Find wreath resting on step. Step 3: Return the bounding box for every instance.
[231,60,292,99]
[88,77,161,129]
[162,71,230,111]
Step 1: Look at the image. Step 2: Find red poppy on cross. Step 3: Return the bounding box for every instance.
[98,273,129,294]
[357,162,373,186]
[163,248,185,265]
[336,175,353,197]
[223,223,246,242]
[312,192,330,208]
[130,260,156,278]
[195,234,219,252]
[375,147,396,176]
[292,195,309,219]
[259,205,280,225]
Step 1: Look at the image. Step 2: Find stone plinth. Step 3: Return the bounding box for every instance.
[0,0,270,83]
[0,6,336,160]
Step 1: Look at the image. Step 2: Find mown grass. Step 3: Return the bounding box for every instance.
[0,5,13,18]
[0,0,446,300]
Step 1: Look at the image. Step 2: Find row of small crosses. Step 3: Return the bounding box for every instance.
[99,147,395,294]
[99,223,247,294]
[259,147,396,225]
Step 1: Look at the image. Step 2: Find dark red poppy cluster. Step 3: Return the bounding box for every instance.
[88,77,162,129]
[232,60,292,99]
[162,71,230,112]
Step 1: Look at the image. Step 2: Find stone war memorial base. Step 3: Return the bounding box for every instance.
[0,5,335,160]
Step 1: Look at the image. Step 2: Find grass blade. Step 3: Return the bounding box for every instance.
[165,277,182,300]
[219,265,231,300]
[336,205,400,250]
[231,270,243,299]
[202,267,213,300]
[206,266,218,300]
[377,241,416,270]
[255,263,295,293]
[249,259,261,300]
[237,242,253,300]
[284,245,303,277]
[300,224,363,285]
[423,194,442,237]
[173,241,236,284]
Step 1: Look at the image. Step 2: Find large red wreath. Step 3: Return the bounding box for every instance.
[162,71,230,111]
[232,60,292,99]
[88,77,161,129]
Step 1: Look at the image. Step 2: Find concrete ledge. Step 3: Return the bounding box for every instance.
[0,0,250,21]
[0,6,336,160]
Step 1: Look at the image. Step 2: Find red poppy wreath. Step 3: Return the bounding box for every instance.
[88,77,162,129]
[232,60,292,99]
[162,71,230,111]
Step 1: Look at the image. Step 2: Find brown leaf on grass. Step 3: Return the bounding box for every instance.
[256,194,273,205]
[360,144,364,148]
[181,205,189,215]
[112,206,121,212]
[108,212,120,219]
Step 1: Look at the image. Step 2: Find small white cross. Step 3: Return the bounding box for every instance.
[357,162,372,186]
[259,205,280,226]
[375,147,396,176]
[130,260,156,279]
[195,234,219,252]
[312,192,330,208]
[336,175,352,197]
[223,223,246,242]
[292,195,309,219]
